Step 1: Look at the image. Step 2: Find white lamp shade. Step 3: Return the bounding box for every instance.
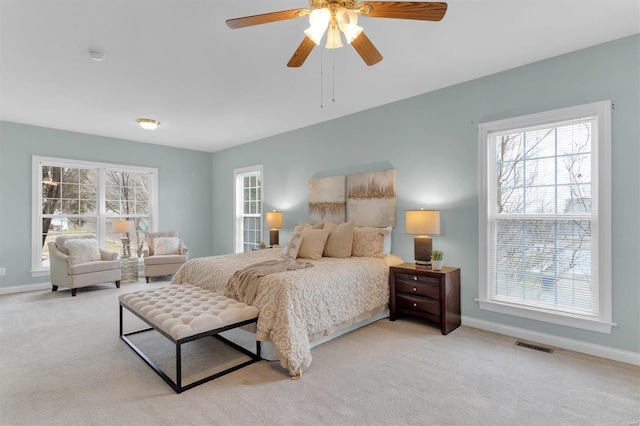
[406,210,440,236]
[266,211,283,229]
[113,220,135,233]
[304,8,331,45]
[325,27,343,49]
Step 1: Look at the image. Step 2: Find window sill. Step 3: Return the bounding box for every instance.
[31,269,50,278]
[476,298,616,334]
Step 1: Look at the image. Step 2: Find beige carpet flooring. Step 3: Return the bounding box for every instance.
[1,280,638,425]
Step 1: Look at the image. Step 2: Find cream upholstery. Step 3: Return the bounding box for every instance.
[143,231,189,282]
[119,284,259,340]
[48,235,121,297]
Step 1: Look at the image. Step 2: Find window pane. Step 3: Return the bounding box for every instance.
[36,159,156,270]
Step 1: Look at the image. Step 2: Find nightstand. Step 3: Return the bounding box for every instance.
[389,263,461,335]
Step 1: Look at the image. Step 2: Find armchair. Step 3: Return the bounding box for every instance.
[48,235,121,297]
[143,231,189,283]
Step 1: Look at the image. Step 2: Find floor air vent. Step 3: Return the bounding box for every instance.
[515,341,554,354]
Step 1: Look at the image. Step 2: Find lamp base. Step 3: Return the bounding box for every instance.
[120,237,131,259]
[414,236,432,267]
[269,229,279,248]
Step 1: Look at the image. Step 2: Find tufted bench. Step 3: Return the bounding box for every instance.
[119,284,260,393]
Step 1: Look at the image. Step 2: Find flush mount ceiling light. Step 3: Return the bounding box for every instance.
[136,118,160,130]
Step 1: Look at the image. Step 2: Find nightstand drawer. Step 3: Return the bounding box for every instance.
[396,294,440,316]
[395,279,440,299]
[396,272,440,286]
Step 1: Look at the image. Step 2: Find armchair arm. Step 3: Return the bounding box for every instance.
[49,242,72,268]
[99,249,118,261]
[48,242,71,286]
[179,239,189,258]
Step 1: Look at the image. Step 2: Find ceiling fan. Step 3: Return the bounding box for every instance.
[226,1,448,67]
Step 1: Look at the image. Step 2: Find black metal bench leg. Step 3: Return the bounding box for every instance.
[176,342,182,393]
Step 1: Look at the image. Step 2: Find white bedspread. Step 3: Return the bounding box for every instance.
[172,249,403,376]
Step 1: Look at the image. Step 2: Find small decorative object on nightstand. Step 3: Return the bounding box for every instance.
[431,250,444,271]
[389,263,460,335]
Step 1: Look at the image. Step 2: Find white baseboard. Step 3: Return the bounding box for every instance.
[462,315,640,366]
[0,282,51,295]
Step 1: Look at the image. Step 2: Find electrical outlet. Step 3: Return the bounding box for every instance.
[0,267,5,276]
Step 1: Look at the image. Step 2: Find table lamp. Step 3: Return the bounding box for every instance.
[113,219,135,258]
[405,209,440,266]
[266,210,283,247]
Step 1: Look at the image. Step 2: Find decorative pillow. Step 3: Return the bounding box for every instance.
[64,238,101,265]
[297,228,331,260]
[352,227,391,258]
[323,221,354,258]
[293,221,324,232]
[281,231,304,260]
[382,226,393,255]
[153,237,181,255]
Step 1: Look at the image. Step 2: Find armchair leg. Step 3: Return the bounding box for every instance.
[115,280,121,289]
[71,288,77,297]
[52,285,58,292]
[146,277,150,283]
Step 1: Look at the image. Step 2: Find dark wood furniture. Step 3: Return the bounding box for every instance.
[389,263,461,335]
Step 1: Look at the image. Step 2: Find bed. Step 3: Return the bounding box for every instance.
[171,247,403,377]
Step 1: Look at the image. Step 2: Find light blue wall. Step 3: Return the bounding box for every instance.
[211,35,640,353]
[0,122,214,287]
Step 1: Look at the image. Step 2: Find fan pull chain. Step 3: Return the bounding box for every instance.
[320,48,324,108]
[332,49,336,103]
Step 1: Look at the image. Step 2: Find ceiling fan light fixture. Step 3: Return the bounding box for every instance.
[304,8,331,45]
[337,8,362,44]
[325,27,343,49]
[136,118,160,130]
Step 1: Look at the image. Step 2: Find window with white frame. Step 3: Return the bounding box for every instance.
[234,165,263,253]
[32,156,158,275]
[478,101,613,333]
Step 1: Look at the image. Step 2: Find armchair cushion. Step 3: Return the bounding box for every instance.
[144,254,188,266]
[152,237,181,255]
[64,238,102,265]
[69,259,121,275]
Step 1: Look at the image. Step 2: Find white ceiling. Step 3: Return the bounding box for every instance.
[1,1,638,153]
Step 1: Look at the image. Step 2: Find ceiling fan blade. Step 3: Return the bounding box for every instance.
[357,2,448,21]
[287,37,316,67]
[226,8,309,29]
[350,32,383,66]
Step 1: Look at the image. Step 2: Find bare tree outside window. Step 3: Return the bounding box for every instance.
[41,166,97,264]
[493,121,594,313]
[36,158,156,271]
[105,171,151,257]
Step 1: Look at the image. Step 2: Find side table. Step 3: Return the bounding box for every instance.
[120,257,139,283]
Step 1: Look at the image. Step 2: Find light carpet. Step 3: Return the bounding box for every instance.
[1,280,638,425]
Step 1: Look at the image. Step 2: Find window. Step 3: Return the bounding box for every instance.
[234,165,263,253]
[478,101,613,333]
[32,156,158,275]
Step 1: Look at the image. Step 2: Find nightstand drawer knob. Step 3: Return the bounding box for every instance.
[413,303,417,307]
[413,287,417,292]
[413,276,418,281]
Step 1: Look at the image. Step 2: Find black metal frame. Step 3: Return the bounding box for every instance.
[119,302,261,394]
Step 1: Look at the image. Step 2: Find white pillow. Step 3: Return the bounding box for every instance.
[64,238,101,265]
[281,230,304,260]
[153,237,180,255]
[382,226,392,255]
